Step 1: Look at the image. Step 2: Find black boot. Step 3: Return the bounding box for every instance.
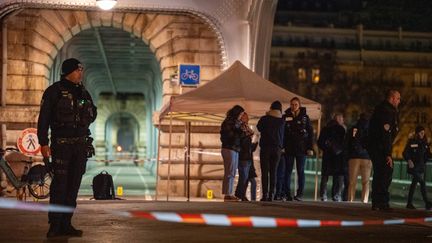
[425,201,432,210]
[63,224,83,237]
[62,217,83,237]
[406,203,416,209]
[46,223,63,238]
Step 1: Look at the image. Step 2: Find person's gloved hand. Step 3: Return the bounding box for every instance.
[86,144,95,158]
[86,137,95,158]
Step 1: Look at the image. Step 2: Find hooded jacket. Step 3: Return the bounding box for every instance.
[257,109,285,149]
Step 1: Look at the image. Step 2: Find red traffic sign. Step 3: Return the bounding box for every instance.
[17,128,41,155]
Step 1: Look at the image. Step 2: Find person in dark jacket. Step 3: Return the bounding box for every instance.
[220,105,245,202]
[234,112,256,201]
[38,58,97,238]
[346,113,372,203]
[257,100,285,201]
[282,97,314,201]
[367,90,400,211]
[318,113,346,201]
[403,125,432,210]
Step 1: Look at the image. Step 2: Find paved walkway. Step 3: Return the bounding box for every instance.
[0,197,431,242]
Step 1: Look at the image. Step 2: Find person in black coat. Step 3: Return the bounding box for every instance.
[234,112,256,201]
[346,113,372,203]
[220,105,245,202]
[317,113,346,201]
[367,90,400,211]
[403,125,432,210]
[257,100,285,201]
[281,97,314,201]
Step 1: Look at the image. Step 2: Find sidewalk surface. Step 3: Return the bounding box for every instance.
[0,196,431,242]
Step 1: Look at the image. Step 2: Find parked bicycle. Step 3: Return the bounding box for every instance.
[0,147,52,200]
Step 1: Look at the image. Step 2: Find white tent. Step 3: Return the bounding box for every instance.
[157,60,322,201]
[160,60,321,122]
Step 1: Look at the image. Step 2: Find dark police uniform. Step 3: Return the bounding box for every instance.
[367,100,399,209]
[37,78,97,232]
[402,135,432,208]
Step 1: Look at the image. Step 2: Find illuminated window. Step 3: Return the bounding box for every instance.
[298,68,306,80]
[312,68,320,84]
[421,73,428,86]
[414,72,429,87]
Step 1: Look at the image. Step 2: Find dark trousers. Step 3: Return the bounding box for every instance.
[370,152,393,207]
[408,172,429,205]
[342,168,349,201]
[285,154,306,197]
[49,142,87,227]
[320,175,344,201]
[276,156,285,197]
[235,160,251,199]
[260,147,281,200]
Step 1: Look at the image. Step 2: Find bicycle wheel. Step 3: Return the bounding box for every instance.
[28,172,52,199]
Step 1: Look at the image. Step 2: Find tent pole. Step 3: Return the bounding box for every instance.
[294,158,297,196]
[186,121,191,202]
[167,116,173,201]
[314,117,321,201]
[155,125,161,201]
[183,122,187,197]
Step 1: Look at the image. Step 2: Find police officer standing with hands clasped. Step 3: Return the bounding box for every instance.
[37,58,97,238]
[367,90,400,211]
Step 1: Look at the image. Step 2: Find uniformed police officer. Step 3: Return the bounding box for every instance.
[37,58,97,238]
[367,90,400,211]
[402,126,432,210]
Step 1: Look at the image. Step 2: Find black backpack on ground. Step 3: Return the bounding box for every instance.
[92,171,115,200]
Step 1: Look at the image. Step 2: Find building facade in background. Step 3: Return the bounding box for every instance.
[269,0,432,158]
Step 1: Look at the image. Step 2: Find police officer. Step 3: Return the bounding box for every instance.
[367,90,400,211]
[402,126,432,210]
[37,58,97,238]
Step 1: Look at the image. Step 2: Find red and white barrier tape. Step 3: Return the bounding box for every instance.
[126,211,432,228]
[2,198,430,228]
[0,198,74,213]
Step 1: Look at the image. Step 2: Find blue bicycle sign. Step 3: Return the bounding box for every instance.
[179,64,200,86]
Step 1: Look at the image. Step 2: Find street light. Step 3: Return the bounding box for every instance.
[96,0,117,10]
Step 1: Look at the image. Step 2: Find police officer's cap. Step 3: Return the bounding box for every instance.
[61,58,82,76]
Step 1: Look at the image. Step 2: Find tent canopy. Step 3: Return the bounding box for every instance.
[159,61,321,122]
